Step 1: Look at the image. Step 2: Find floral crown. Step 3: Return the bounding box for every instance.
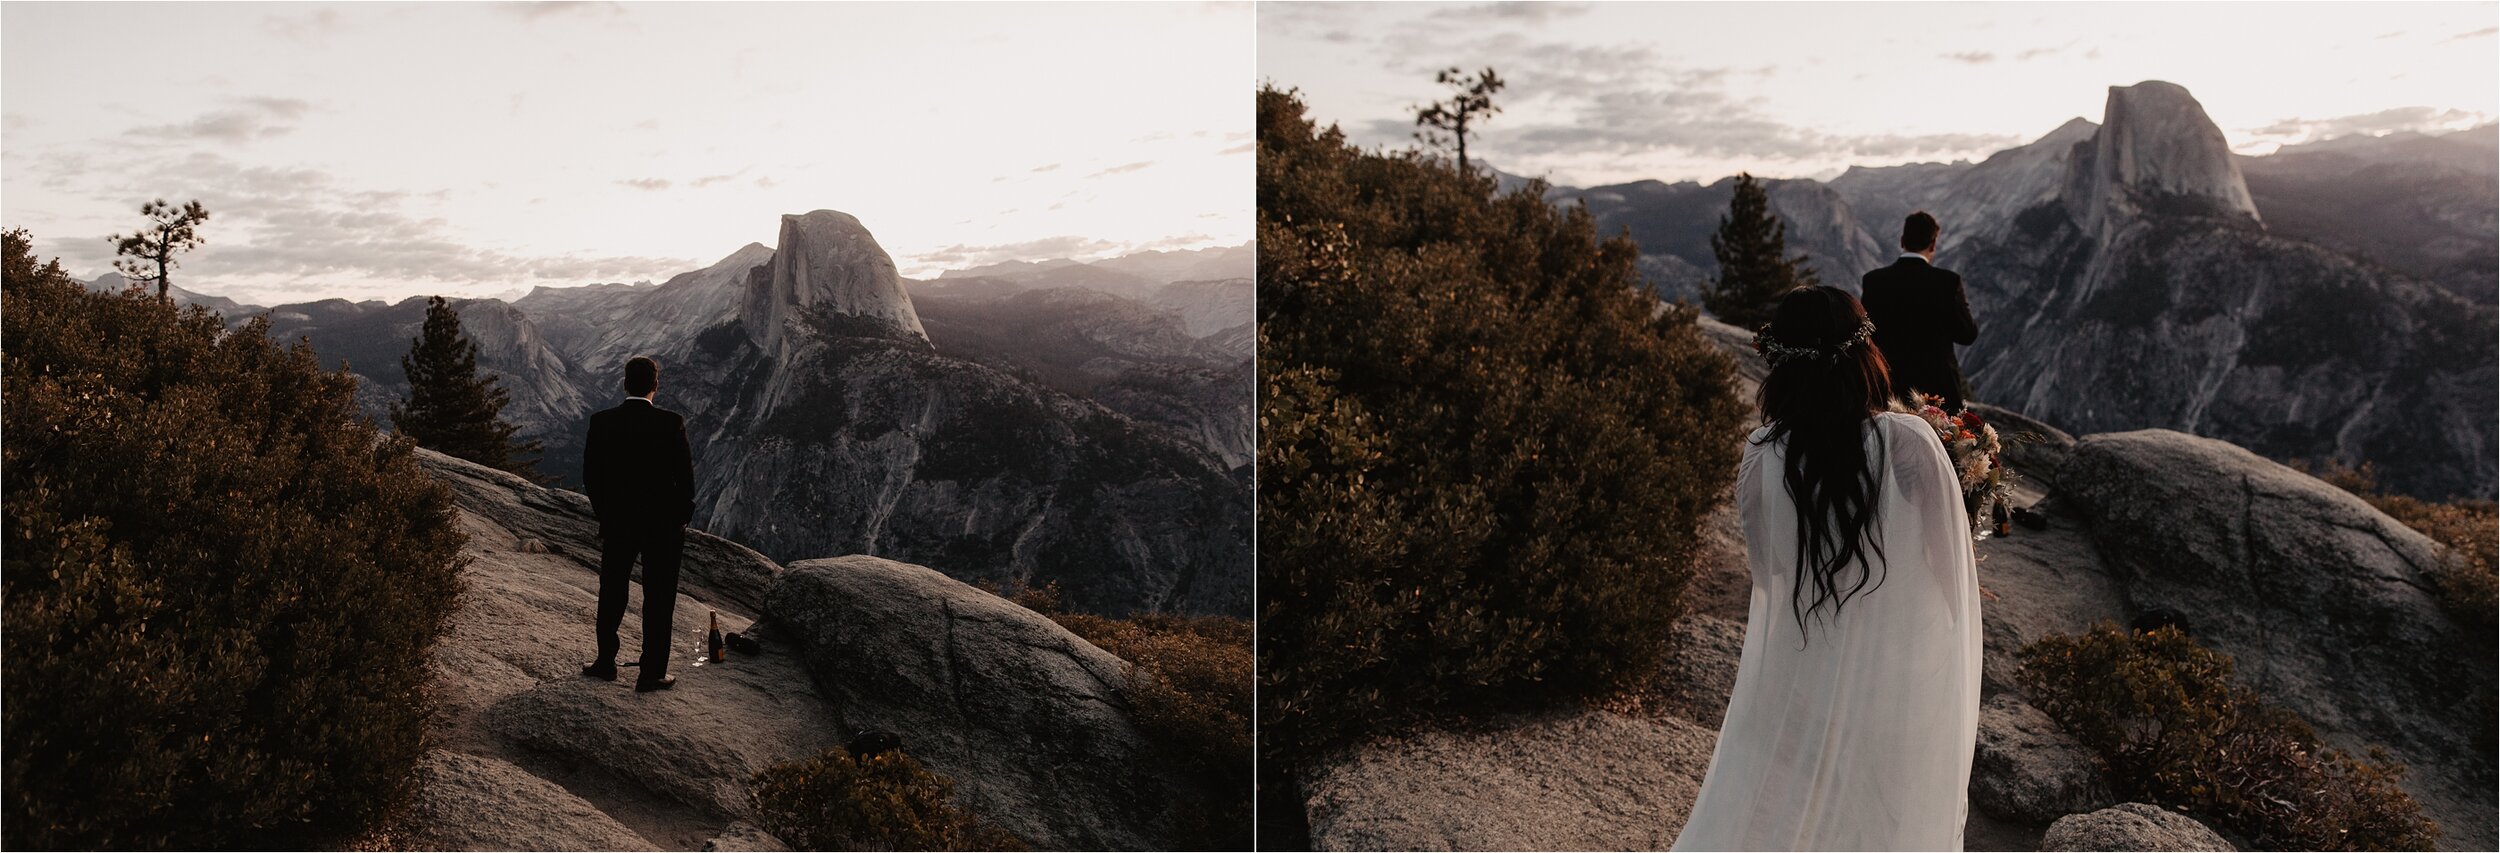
[1752,318,1876,368]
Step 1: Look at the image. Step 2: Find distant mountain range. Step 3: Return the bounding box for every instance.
[1501,83,2495,499]
[87,223,1254,615]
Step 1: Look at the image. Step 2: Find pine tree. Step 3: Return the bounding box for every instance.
[1413,66,1504,175]
[1704,173,1820,328]
[107,198,211,302]
[390,296,542,479]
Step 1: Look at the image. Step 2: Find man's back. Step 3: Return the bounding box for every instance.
[582,399,695,530]
[1861,256,1979,410]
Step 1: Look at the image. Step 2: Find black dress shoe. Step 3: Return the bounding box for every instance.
[634,674,677,693]
[582,660,618,681]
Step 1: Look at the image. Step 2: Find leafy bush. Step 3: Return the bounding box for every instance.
[1003,582,1252,850]
[1256,85,1748,763]
[2019,624,2439,850]
[750,747,1021,851]
[2,228,467,848]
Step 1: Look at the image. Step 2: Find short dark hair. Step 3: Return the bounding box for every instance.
[1901,211,1940,252]
[623,356,659,396]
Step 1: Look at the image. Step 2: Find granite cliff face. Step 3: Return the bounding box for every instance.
[2060,82,2261,242]
[1831,116,2099,254]
[913,284,1253,470]
[2236,124,2498,306]
[1575,80,2494,499]
[1543,176,1885,302]
[742,210,928,359]
[1936,82,2494,499]
[210,212,1249,616]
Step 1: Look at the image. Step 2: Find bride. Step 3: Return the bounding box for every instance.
[1670,286,1983,851]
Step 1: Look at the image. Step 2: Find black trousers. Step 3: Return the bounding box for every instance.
[594,523,684,678]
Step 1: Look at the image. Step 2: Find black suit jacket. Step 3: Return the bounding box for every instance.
[1860,256,1980,411]
[582,398,695,535]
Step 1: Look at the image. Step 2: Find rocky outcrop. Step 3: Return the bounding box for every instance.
[2040,803,2236,852]
[699,821,792,852]
[401,446,1221,850]
[240,212,1252,617]
[1149,277,1255,344]
[1971,696,2113,822]
[768,555,1198,850]
[2062,82,2260,241]
[2058,430,2494,850]
[696,327,1250,615]
[1967,402,2077,488]
[1302,710,1721,852]
[393,750,655,851]
[741,210,927,356]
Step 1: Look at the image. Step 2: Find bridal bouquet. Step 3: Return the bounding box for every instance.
[1908,396,2011,538]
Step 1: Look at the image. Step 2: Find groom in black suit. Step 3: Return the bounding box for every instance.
[580,356,695,693]
[1861,211,1980,413]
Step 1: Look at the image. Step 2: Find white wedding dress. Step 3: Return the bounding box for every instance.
[1670,411,1984,851]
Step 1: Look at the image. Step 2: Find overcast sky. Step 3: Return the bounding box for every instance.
[1261,2,2498,188]
[3,2,1251,305]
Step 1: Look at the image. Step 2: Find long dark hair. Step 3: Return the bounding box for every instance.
[1752,286,1896,640]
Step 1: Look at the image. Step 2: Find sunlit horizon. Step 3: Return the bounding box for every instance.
[1260,1,2497,188]
[3,2,1253,306]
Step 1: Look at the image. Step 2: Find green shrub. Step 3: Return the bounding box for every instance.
[1001,581,1252,850]
[1255,85,1748,764]
[2018,624,2439,850]
[750,747,1022,851]
[1,228,467,848]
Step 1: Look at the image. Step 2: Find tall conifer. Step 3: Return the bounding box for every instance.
[390,296,542,479]
[1704,173,1820,328]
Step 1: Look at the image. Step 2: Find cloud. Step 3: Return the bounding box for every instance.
[263,9,342,44]
[2441,26,2497,43]
[2247,106,2489,143]
[1343,29,2030,176]
[632,119,661,131]
[753,176,777,189]
[1086,161,1155,178]
[1029,163,1061,173]
[1217,141,1253,155]
[27,151,693,301]
[615,178,672,190]
[1495,85,2022,164]
[690,172,741,188]
[2013,46,2061,60]
[1942,50,1996,64]
[1135,232,1217,251]
[126,97,315,144]
[495,1,625,20]
[238,97,313,119]
[1426,2,1595,25]
[131,111,293,143]
[911,236,1122,270]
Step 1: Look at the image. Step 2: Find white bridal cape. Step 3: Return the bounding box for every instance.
[1670,411,1984,851]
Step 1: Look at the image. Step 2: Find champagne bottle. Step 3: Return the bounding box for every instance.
[1993,501,2011,537]
[708,611,725,664]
